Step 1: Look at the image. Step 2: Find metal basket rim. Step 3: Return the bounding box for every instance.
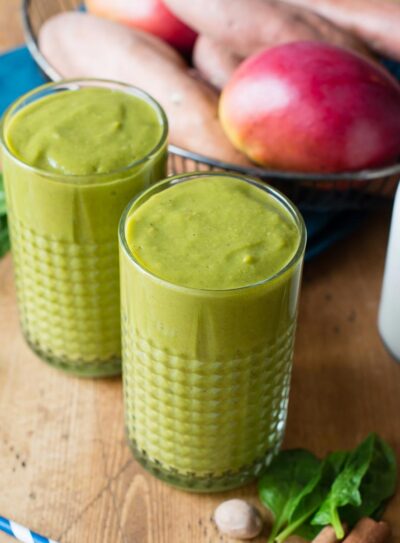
[21,0,400,185]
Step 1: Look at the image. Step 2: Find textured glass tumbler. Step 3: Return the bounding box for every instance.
[1,79,168,377]
[119,173,306,491]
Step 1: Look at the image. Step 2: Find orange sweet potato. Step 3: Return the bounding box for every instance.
[164,0,370,57]
[39,12,251,166]
[193,35,242,89]
[282,0,400,60]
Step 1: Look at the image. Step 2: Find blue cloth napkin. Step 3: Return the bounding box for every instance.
[0,46,46,114]
[0,45,365,260]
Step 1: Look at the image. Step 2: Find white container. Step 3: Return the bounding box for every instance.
[378,183,400,361]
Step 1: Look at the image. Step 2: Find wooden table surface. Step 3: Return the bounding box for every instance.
[0,2,399,543]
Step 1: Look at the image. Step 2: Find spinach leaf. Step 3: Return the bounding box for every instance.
[275,451,348,543]
[0,174,9,257]
[258,449,320,543]
[293,523,321,541]
[340,434,397,524]
[311,433,397,538]
[258,436,396,543]
[0,218,9,252]
[327,451,349,474]
[0,174,6,215]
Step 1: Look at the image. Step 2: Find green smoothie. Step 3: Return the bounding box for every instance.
[2,81,167,376]
[119,173,306,491]
[6,87,163,175]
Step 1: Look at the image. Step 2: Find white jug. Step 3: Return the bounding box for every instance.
[378,183,400,361]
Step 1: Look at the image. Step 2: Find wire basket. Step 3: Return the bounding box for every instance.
[22,0,400,211]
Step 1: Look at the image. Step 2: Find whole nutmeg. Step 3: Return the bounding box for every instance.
[213,499,263,540]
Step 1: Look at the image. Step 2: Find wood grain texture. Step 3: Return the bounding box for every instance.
[0,2,399,542]
[1,209,399,543]
[0,0,23,52]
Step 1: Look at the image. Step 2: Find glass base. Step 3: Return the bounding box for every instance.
[25,333,121,378]
[128,437,279,493]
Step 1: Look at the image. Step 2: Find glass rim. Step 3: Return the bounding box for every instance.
[119,171,307,294]
[0,78,169,184]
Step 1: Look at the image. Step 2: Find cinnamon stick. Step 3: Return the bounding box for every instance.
[312,525,347,543]
[343,518,391,543]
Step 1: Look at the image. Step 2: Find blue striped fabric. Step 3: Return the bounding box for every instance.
[0,516,14,536]
[0,515,59,543]
[30,531,51,543]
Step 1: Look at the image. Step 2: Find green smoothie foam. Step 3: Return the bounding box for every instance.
[6,87,163,175]
[120,174,305,489]
[125,176,299,289]
[2,83,167,375]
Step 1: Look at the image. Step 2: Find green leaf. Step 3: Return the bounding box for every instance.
[293,522,321,541]
[275,451,348,543]
[258,436,397,543]
[311,434,396,538]
[371,500,390,521]
[0,217,9,257]
[327,450,349,474]
[258,450,320,543]
[340,434,397,524]
[0,173,9,257]
[0,173,6,215]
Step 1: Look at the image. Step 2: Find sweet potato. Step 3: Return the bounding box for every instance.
[39,12,251,166]
[281,0,400,60]
[193,36,242,89]
[163,0,370,57]
[86,0,197,55]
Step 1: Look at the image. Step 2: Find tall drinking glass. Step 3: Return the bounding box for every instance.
[1,79,168,376]
[119,172,306,491]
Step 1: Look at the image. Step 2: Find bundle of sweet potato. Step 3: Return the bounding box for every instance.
[181,0,400,88]
[39,0,400,168]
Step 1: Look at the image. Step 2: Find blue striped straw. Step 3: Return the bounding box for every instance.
[0,516,59,543]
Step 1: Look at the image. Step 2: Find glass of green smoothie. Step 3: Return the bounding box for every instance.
[1,79,168,377]
[119,172,306,491]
